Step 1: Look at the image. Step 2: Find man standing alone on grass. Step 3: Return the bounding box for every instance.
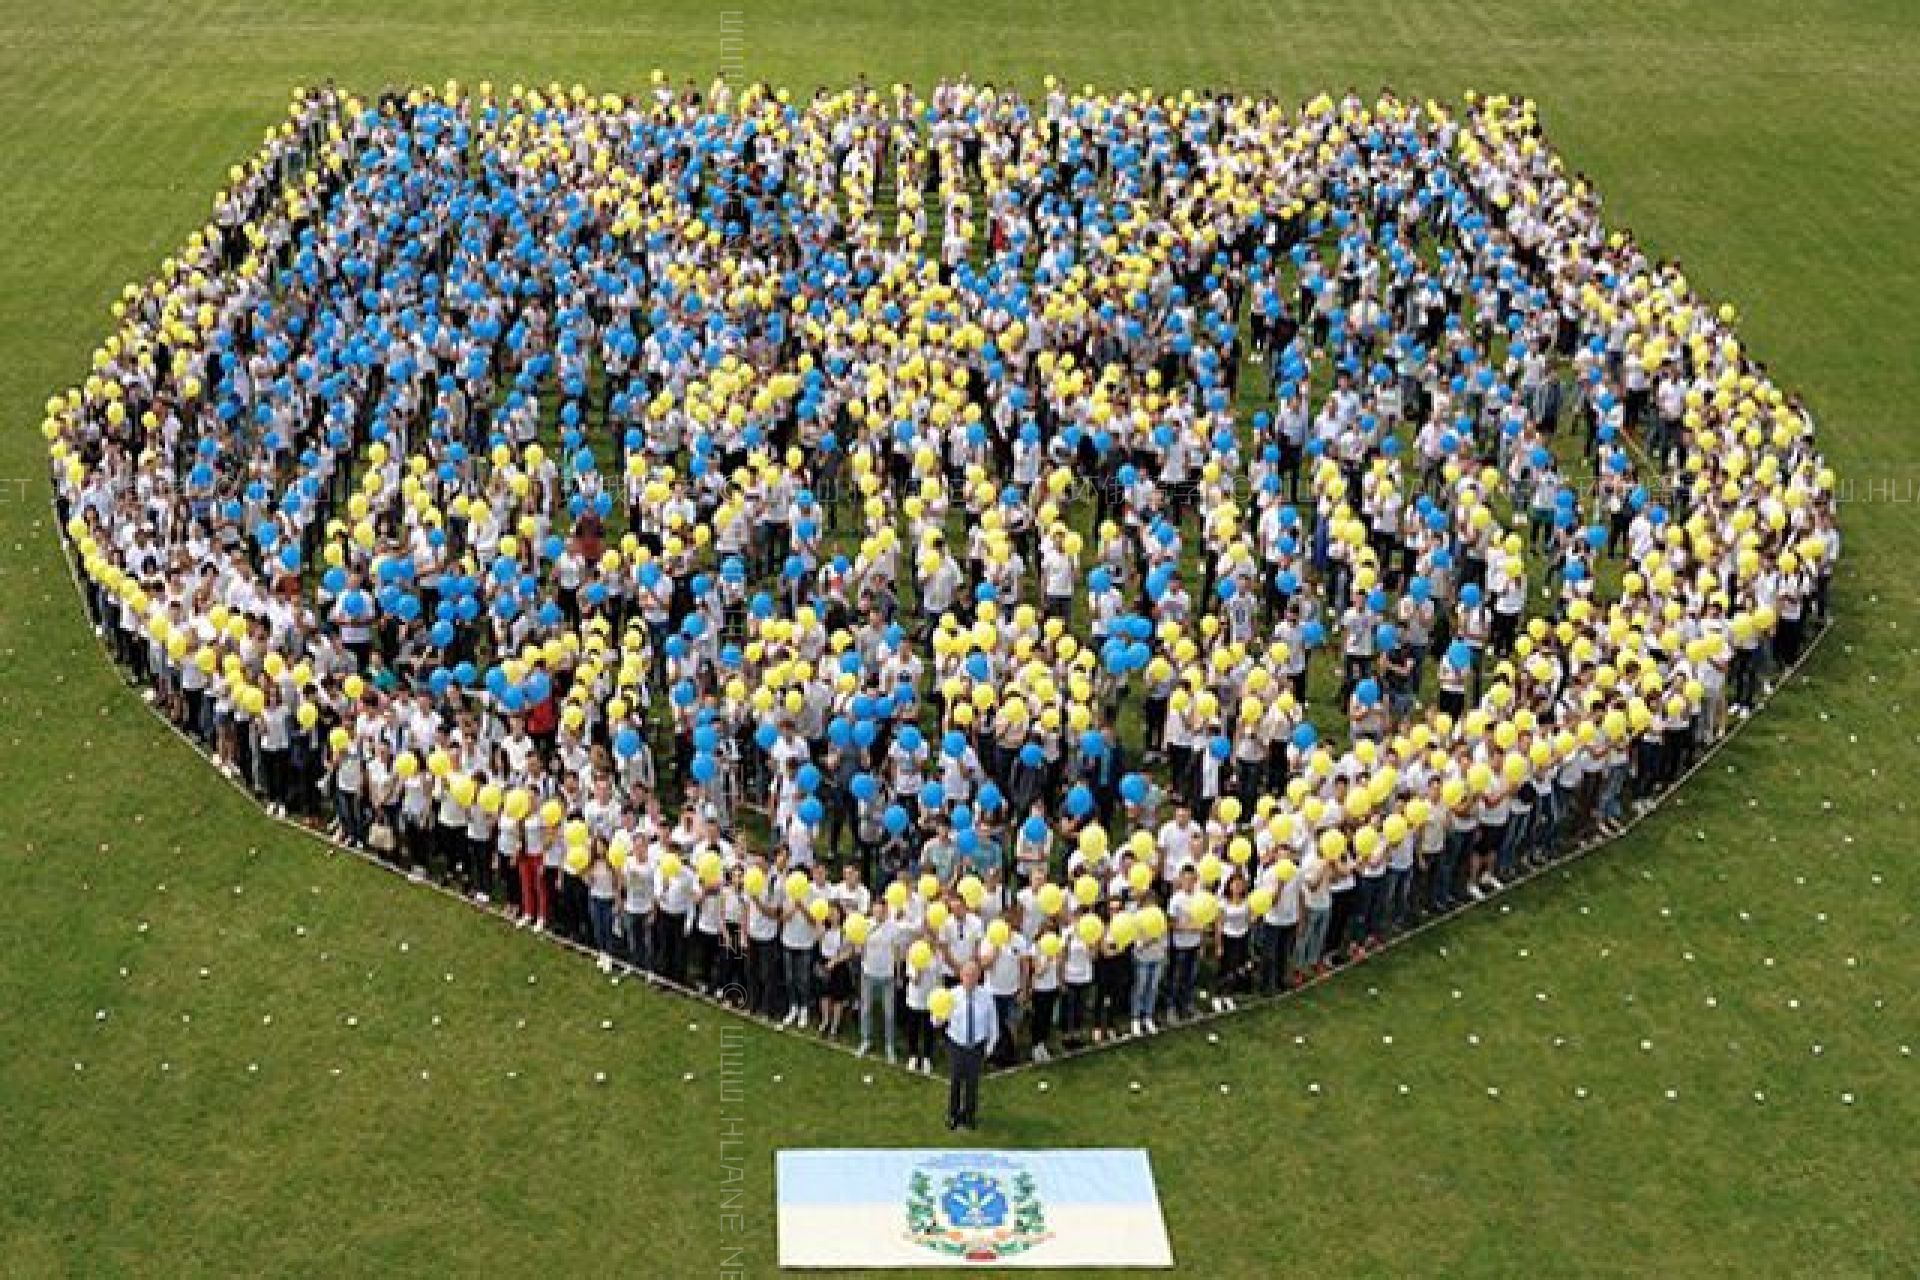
[946,961,996,1131]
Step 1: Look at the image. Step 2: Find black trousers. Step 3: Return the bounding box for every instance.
[946,1041,985,1126]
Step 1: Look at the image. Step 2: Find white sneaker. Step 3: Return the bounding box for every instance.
[886,1049,897,1065]
[798,1010,810,1030]
[1468,884,1486,902]
[1484,875,1504,891]
[856,1043,869,1058]
[908,1056,921,1073]
[1210,996,1223,1013]
[514,914,529,929]
[920,1058,933,1076]
[1130,1017,1143,1037]
[781,1010,797,1028]
[1032,1044,1050,1063]
[1144,1018,1160,1036]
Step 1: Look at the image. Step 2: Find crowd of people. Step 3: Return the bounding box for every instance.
[47,76,1836,1071]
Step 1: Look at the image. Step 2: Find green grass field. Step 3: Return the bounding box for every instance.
[3,2,1918,1275]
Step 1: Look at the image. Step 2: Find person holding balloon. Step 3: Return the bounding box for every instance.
[851,900,901,1062]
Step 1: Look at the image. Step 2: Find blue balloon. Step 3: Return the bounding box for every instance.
[1065,784,1094,817]
[798,797,824,826]
[1119,773,1148,805]
[1022,816,1050,843]
[883,804,910,835]
[614,728,642,758]
[1354,679,1382,706]
[1292,723,1319,750]
[1446,640,1473,669]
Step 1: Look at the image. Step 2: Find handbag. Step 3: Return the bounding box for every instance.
[368,820,396,853]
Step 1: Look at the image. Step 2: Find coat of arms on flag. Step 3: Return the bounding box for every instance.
[904,1154,1053,1261]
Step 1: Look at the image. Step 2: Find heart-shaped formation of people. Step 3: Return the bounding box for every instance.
[45,78,1837,1072]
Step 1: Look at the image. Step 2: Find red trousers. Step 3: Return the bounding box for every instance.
[519,855,548,922]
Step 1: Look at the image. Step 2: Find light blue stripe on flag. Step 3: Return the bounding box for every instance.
[778,1148,1158,1207]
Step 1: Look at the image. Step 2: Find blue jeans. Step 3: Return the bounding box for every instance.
[1384,866,1414,930]
[1256,921,1294,992]
[625,910,653,970]
[333,787,366,846]
[1130,957,1164,1020]
[589,896,616,954]
[1533,789,1564,858]
[1293,907,1331,971]
[859,974,897,1055]
[1167,946,1200,1017]
[1497,810,1530,878]
[1350,876,1383,945]
[783,945,813,1016]
[1599,765,1628,825]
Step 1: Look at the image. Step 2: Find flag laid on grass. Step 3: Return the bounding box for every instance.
[776,1148,1173,1268]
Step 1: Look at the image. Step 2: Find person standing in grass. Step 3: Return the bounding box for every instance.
[902,937,940,1075]
[1214,871,1253,1000]
[620,836,655,971]
[856,899,901,1062]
